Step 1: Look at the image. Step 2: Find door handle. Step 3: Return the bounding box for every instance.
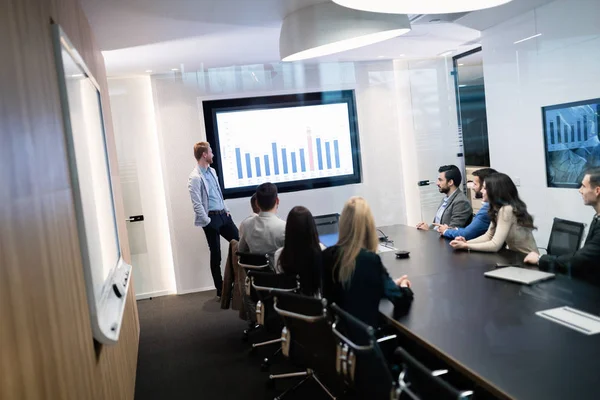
[126,215,144,222]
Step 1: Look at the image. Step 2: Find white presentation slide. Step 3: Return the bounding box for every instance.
[216,103,356,189]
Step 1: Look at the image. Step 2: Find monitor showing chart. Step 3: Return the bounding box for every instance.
[203,91,362,198]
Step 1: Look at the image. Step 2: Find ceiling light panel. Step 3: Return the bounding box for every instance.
[332,0,514,14]
[280,2,411,62]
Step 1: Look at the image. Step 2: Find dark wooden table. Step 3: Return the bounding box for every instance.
[377,225,600,400]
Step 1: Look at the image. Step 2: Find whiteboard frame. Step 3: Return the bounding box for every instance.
[51,24,131,345]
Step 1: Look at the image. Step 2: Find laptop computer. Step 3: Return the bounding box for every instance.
[319,233,339,248]
[484,266,555,285]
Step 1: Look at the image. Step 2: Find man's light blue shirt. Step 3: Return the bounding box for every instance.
[443,202,491,240]
[434,196,450,224]
[200,166,225,211]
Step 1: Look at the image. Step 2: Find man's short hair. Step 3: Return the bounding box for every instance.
[250,193,260,214]
[439,165,462,187]
[472,168,498,184]
[586,167,600,188]
[256,183,278,211]
[193,141,209,161]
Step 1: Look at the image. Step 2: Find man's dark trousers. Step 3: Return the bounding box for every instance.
[202,211,239,296]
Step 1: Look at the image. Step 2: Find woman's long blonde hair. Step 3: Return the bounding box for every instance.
[334,197,379,286]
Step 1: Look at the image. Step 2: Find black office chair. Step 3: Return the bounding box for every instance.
[237,252,270,340]
[329,303,399,400]
[247,270,299,369]
[314,213,340,236]
[393,348,473,400]
[270,291,341,400]
[540,218,585,257]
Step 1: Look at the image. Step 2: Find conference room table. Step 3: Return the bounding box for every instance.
[376,224,600,400]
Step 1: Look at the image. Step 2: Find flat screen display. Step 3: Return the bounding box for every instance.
[203,90,362,198]
[542,98,600,188]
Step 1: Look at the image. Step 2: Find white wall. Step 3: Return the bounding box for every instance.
[109,76,177,299]
[481,0,600,246]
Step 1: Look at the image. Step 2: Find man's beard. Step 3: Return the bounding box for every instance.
[439,186,449,194]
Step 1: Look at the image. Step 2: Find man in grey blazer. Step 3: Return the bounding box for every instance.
[188,141,239,298]
[417,165,473,231]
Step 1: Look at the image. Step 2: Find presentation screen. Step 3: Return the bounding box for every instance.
[203,90,362,198]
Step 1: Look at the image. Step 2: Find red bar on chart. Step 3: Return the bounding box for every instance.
[307,127,314,171]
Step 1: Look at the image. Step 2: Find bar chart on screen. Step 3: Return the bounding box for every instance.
[216,103,356,189]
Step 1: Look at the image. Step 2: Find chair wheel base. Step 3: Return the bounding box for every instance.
[261,361,270,371]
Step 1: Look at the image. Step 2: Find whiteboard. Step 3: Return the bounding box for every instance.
[53,25,131,344]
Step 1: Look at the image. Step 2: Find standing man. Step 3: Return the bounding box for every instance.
[436,168,497,240]
[188,141,239,299]
[416,165,473,231]
[525,167,600,285]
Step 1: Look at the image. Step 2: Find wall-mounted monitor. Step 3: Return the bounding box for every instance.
[202,90,362,198]
[542,98,600,188]
[52,25,132,344]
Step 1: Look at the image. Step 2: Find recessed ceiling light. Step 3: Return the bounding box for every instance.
[145,70,153,73]
[332,0,514,14]
[280,3,411,62]
[377,55,386,58]
[458,63,464,66]
[171,68,179,71]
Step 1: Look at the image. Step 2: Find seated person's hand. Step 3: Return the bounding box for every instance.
[524,252,540,265]
[449,238,468,250]
[395,275,411,288]
[416,222,430,230]
[433,223,450,234]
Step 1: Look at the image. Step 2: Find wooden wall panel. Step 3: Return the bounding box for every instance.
[0,0,140,399]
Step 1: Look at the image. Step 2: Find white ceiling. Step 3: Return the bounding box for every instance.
[80,0,551,76]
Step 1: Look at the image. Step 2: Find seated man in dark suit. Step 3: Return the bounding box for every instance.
[525,167,600,285]
[416,165,473,231]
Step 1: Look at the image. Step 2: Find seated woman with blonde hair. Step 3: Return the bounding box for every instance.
[322,196,413,327]
[450,172,538,255]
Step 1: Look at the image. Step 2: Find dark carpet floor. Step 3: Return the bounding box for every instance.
[134,290,333,400]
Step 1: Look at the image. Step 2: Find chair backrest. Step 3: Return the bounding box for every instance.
[237,251,269,267]
[393,348,472,400]
[272,291,340,385]
[547,218,585,257]
[314,213,340,236]
[247,270,298,327]
[329,303,394,400]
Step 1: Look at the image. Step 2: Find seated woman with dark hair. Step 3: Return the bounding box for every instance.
[321,197,413,327]
[274,206,324,297]
[450,172,538,254]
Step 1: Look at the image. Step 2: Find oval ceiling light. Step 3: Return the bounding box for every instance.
[280,3,410,62]
[332,0,514,14]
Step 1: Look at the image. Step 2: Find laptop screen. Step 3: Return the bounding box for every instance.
[319,233,339,248]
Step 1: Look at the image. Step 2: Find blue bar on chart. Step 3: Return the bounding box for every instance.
[282,148,288,174]
[264,155,271,176]
[325,142,332,169]
[316,138,323,170]
[255,157,261,177]
[245,153,252,178]
[333,140,340,168]
[291,152,297,173]
[272,143,280,175]
[299,149,306,172]
[235,148,243,179]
